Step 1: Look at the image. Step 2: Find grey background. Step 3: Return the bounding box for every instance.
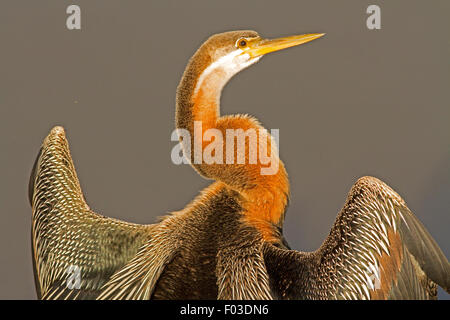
[0,0,449,299]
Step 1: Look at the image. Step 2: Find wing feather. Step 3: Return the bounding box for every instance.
[264,176,449,299]
[30,126,172,299]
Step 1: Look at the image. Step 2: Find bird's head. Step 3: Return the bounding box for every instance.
[183,30,325,98]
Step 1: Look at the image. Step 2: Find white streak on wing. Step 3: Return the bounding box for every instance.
[398,209,409,230]
[391,215,397,232]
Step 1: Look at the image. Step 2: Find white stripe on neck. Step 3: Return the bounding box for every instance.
[193,49,258,98]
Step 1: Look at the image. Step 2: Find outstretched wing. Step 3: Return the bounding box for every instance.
[29,126,167,299]
[264,176,450,300]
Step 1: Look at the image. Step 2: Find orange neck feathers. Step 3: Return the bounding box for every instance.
[176,42,290,242]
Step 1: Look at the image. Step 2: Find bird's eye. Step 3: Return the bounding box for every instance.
[237,39,248,48]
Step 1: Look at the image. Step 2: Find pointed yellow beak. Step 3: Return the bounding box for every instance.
[245,33,325,58]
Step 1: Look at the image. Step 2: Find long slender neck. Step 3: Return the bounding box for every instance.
[176,48,237,132]
[175,51,290,242]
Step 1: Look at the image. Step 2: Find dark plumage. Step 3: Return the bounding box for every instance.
[29,30,449,300]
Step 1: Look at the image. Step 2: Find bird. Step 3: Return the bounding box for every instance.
[29,30,450,300]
